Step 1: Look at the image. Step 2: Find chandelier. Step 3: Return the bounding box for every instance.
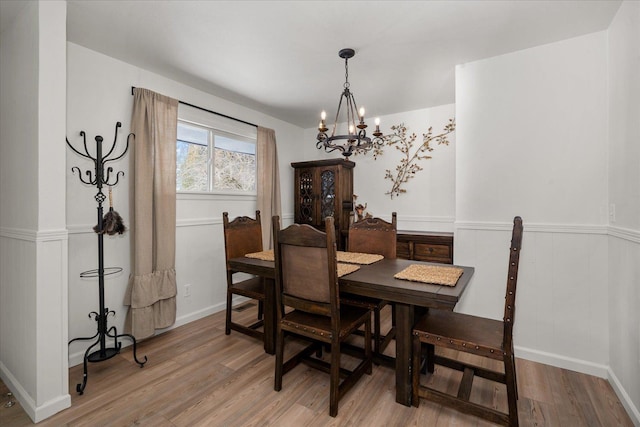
[316,48,383,158]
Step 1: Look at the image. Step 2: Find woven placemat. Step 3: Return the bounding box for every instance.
[337,251,384,265]
[245,250,274,261]
[245,250,383,266]
[244,251,358,277]
[394,264,464,287]
[337,263,360,277]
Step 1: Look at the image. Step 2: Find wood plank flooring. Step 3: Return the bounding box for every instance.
[0,303,633,426]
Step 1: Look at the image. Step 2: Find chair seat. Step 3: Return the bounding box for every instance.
[281,306,371,342]
[229,276,265,300]
[413,309,504,360]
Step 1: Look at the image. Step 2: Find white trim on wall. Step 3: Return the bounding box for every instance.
[67,218,639,238]
[608,367,640,427]
[515,345,609,378]
[0,227,68,242]
[455,221,609,235]
[609,225,640,244]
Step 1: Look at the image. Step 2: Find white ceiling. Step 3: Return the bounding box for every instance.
[1,1,622,128]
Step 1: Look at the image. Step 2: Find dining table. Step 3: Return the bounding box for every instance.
[228,254,474,406]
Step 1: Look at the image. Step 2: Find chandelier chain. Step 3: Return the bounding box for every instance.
[344,57,350,89]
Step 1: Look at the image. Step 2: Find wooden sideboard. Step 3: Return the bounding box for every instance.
[396,232,454,264]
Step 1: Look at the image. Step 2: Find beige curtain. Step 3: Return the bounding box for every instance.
[256,127,281,249]
[124,88,179,339]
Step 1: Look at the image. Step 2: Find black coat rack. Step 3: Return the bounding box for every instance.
[66,122,147,394]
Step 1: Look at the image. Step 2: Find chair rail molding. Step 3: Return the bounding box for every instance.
[608,225,640,244]
[67,214,296,233]
[455,220,609,235]
[0,227,68,242]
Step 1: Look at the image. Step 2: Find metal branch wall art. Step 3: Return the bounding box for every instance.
[373,119,455,198]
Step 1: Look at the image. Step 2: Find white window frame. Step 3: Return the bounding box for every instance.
[177,104,257,197]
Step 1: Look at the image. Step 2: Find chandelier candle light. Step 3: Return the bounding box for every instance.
[317,48,383,158]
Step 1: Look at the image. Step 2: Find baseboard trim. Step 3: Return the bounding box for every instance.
[0,361,71,423]
[514,345,609,378]
[608,367,640,427]
[515,346,640,424]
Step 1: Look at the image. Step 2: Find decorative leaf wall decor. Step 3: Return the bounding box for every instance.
[373,119,455,198]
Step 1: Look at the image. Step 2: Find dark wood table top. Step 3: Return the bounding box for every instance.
[229,256,473,310]
[339,258,474,309]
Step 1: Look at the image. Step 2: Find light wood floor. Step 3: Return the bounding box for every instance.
[1,303,633,426]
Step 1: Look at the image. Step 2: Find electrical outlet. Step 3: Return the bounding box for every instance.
[184,284,191,297]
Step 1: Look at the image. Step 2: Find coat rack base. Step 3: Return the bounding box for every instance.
[69,308,147,395]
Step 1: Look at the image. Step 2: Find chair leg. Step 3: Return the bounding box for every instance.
[258,300,264,320]
[225,290,233,335]
[373,308,381,355]
[391,303,396,327]
[329,340,341,417]
[511,353,519,400]
[504,353,519,427]
[426,343,435,373]
[364,317,372,375]
[274,329,285,392]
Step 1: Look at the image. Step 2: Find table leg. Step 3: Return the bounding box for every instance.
[263,278,276,355]
[394,303,415,406]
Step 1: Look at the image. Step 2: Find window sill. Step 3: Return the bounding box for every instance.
[177,191,257,202]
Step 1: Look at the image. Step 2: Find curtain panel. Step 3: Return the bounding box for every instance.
[256,127,282,249]
[124,88,179,339]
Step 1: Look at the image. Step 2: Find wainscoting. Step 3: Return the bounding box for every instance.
[454,220,640,423]
[0,227,70,422]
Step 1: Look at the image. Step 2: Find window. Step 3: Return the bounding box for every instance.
[176,105,256,194]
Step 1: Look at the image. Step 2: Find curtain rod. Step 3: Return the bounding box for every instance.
[131,86,258,128]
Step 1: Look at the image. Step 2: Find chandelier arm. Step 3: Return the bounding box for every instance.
[332,91,347,138]
[346,92,355,140]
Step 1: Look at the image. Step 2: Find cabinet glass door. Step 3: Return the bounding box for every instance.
[298,169,314,223]
[320,169,336,220]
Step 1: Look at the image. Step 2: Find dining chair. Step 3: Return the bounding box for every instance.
[222,211,265,344]
[411,216,523,426]
[342,212,397,354]
[272,215,373,417]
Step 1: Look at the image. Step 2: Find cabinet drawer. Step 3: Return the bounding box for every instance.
[396,232,454,264]
[396,241,411,259]
[413,243,452,264]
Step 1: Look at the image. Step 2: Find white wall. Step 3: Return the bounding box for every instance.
[303,104,457,233]
[607,0,640,420]
[0,0,70,422]
[455,31,610,375]
[66,43,303,367]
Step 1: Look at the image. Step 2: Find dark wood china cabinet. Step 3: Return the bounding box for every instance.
[291,159,354,248]
[291,158,454,259]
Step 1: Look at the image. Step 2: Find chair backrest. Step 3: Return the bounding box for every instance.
[348,212,397,259]
[223,211,263,269]
[272,216,338,321]
[503,216,523,350]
